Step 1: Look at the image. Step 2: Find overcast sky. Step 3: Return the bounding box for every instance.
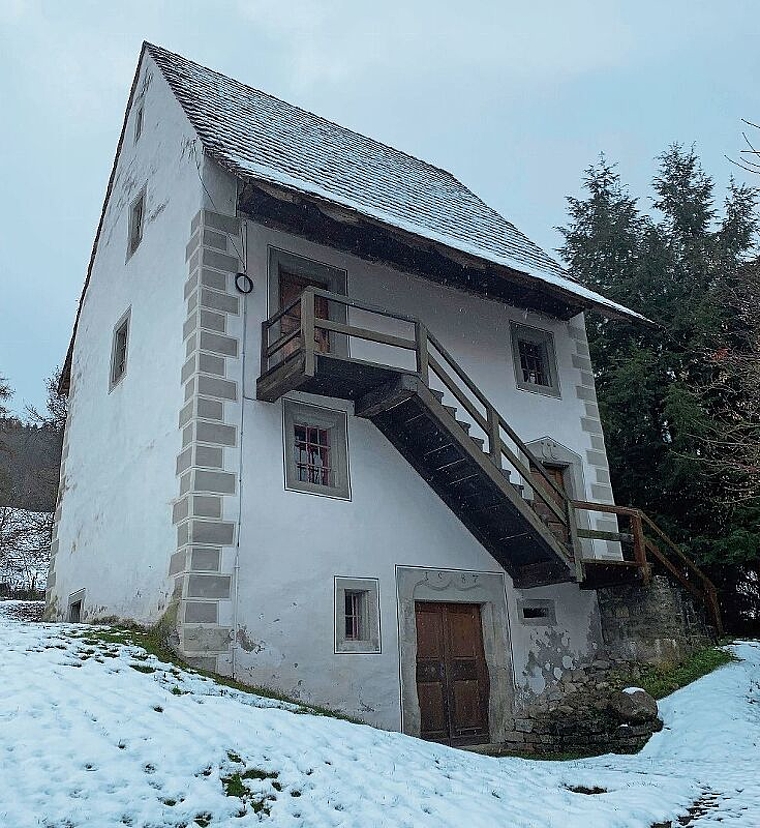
[1,0,756,414]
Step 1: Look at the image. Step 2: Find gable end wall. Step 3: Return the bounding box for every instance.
[45,54,204,622]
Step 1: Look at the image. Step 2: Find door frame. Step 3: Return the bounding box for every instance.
[396,566,514,744]
[267,246,349,358]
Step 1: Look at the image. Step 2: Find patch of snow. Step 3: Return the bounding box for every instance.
[0,602,756,826]
[622,687,646,695]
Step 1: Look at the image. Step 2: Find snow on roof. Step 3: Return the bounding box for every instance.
[145,43,646,323]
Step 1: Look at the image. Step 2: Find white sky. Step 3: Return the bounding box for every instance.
[0,0,757,413]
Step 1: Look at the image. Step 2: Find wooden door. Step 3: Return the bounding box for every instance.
[415,602,490,745]
[279,270,330,357]
[530,463,570,547]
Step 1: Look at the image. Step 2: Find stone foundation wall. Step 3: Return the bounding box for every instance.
[497,577,715,756]
[597,575,715,665]
[501,656,662,756]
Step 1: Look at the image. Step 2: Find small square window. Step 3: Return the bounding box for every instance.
[283,401,350,499]
[110,309,131,391]
[511,322,560,397]
[134,103,144,143]
[335,577,380,653]
[127,189,146,258]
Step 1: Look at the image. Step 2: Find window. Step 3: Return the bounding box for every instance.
[283,401,350,499]
[335,577,380,653]
[518,599,556,625]
[344,590,366,640]
[68,589,85,623]
[110,309,131,390]
[127,189,146,258]
[134,103,144,143]
[510,322,560,397]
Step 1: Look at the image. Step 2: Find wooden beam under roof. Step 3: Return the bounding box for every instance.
[238,180,591,321]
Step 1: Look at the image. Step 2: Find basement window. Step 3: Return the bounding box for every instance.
[283,401,350,500]
[109,309,131,391]
[335,577,380,653]
[511,322,560,398]
[68,589,85,623]
[127,188,146,258]
[518,599,556,625]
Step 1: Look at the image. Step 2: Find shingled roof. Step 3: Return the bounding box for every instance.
[145,43,644,322]
[60,43,646,393]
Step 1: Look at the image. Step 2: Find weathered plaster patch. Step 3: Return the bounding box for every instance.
[236,626,265,654]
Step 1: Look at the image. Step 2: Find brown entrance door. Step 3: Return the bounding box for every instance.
[278,270,330,357]
[415,602,490,745]
[530,463,570,547]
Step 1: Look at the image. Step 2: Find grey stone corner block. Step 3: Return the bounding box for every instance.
[200,210,241,236]
[186,572,232,599]
[202,248,240,274]
[575,385,597,402]
[181,624,233,654]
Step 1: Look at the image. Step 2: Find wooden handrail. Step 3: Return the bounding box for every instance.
[426,330,569,519]
[570,500,722,633]
[315,318,417,351]
[260,288,722,633]
[261,288,574,534]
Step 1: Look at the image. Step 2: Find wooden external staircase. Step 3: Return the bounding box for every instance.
[256,288,722,629]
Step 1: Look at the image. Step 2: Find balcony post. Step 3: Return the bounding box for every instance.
[631,511,650,585]
[260,320,270,374]
[415,321,429,384]
[302,289,316,377]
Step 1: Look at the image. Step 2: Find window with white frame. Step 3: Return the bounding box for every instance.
[335,577,380,653]
[283,400,350,499]
[510,322,560,397]
[110,309,131,391]
[127,188,146,258]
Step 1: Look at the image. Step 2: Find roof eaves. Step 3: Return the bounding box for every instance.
[219,155,651,326]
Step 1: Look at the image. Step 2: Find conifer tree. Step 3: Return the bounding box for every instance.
[559,146,759,630]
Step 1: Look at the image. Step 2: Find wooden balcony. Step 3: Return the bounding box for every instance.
[256,289,722,625]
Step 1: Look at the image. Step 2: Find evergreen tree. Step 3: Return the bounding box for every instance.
[0,374,11,419]
[558,146,759,631]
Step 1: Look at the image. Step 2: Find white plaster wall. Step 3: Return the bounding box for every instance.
[231,222,606,729]
[49,54,203,622]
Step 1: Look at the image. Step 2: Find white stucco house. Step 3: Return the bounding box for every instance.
[48,43,671,747]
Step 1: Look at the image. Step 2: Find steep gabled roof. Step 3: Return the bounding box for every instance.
[145,43,645,323]
[61,43,646,394]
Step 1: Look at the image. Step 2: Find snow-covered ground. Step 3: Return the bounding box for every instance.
[0,602,757,827]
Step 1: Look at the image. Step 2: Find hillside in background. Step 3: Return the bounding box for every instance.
[0,421,62,511]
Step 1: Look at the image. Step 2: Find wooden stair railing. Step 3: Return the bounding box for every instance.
[571,501,723,635]
[260,287,575,556]
[260,287,721,628]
